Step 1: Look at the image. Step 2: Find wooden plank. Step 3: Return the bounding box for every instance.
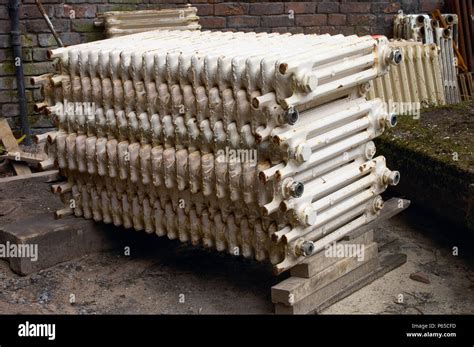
[0,213,122,275]
[11,162,31,176]
[0,170,60,184]
[272,242,378,305]
[276,252,407,314]
[290,229,374,278]
[314,252,407,314]
[275,258,379,314]
[0,118,32,176]
[0,118,20,151]
[341,198,410,241]
[1,151,47,164]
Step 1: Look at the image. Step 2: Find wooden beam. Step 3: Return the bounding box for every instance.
[272,242,378,305]
[0,118,20,151]
[1,151,47,164]
[313,252,407,314]
[0,118,32,176]
[275,258,379,314]
[290,230,374,278]
[0,170,60,184]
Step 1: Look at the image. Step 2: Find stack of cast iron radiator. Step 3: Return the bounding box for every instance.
[94,6,201,38]
[34,30,401,273]
[393,11,462,104]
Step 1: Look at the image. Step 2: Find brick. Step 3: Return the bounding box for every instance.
[2,103,20,117]
[56,4,97,19]
[21,34,37,48]
[38,34,57,48]
[194,4,214,16]
[215,3,248,16]
[372,2,402,14]
[419,0,443,12]
[0,6,8,19]
[0,19,11,33]
[328,13,346,26]
[0,35,11,48]
[0,77,16,90]
[25,89,35,103]
[304,26,320,35]
[317,2,340,14]
[295,14,327,27]
[32,88,42,101]
[250,3,284,15]
[71,19,100,33]
[23,0,61,3]
[22,62,55,76]
[26,19,70,33]
[96,4,137,13]
[109,0,141,3]
[29,113,55,128]
[347,14,377,27]
[60,32,82,46]
[354,26,372,36]
[22,48,32,62]
[0,62,14,75]
[0,49,12,62]
[399,0,419,13]
[228,15,260,28]
[261,15,294,28]
[287,26,305,34]
[377,14,395,28]
[342,26,356,36]
[271,27,290,34]
[38,33,80,48]
[319,25,339,35]
[199,16,226,29]
[285,2,316,15]
[20,4,54,19]
[80,32,105,43]
[0,90,18,103]
[340,2,372,13]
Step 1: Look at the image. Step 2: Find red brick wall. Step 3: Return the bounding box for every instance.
[0,0,445,132]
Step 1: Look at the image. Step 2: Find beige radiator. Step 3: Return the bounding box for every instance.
[95,7,201,38]
[34,30,401,274]
[393,11,461,105]
[368,40,445,115]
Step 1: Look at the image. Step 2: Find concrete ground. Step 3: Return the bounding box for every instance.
[0,178,473,314]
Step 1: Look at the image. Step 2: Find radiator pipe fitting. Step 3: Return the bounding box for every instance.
[387,49,403,65]
[283,178,305,198]
[372,196,384,213]
[299,240,315,257]
[284,107,299,125]
[383,169,401,186]
[380,112,398,128]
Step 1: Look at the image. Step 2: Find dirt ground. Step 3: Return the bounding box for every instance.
[0,178,473,314]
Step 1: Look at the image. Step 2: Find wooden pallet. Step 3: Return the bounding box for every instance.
[272,198,410,315]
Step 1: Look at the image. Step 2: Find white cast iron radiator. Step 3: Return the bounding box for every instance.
[368,40,446,114]
[34,30,401,274]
